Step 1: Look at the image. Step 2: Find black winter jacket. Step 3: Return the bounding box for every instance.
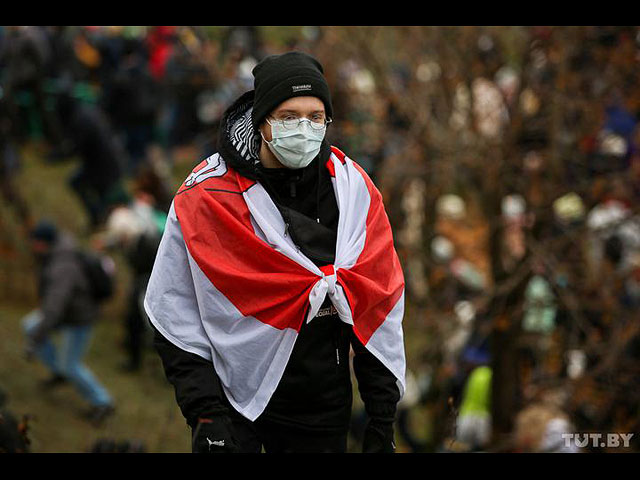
[32,234,98,343]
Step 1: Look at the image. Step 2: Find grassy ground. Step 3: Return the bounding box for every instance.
[0,143,193,453]
[0,303,191,453]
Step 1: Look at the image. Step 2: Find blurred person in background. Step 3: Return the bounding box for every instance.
[158,27,214,149]
[513,402,580,453]
[0,386,30,453]
[0,407,30,453]
[95,188,165,372]
[103,37,159,174]
[0,95,32,230]
[22,220,115,424]
[453,364,492,452]
[145,51,406,453]
[54,86,126,228]
[0,26,61,144]
[146,26,176,83]
[132,150,175,214]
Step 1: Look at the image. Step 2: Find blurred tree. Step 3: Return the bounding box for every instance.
[312,26,640,451]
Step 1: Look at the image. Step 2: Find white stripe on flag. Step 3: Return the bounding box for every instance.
[362,289,407,399]
[144,202,299,421]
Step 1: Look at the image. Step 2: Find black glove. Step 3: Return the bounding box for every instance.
[191,417,239,453]
[362,419,396,453]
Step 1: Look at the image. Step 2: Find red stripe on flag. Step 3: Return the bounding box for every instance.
[325,159,336,177]
[337,161,404,345]
[192,159,209,173]
[175,170,315,332]
[330,146,347,164]
[320,264,335,276]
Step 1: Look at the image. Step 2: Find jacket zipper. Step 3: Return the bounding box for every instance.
[334,322,341,367]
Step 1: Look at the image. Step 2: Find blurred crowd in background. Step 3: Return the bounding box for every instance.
[1,25,640,453]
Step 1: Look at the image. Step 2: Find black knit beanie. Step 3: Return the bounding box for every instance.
[251,51,333,129]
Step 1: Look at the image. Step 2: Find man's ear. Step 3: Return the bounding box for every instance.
[258,121,271,142]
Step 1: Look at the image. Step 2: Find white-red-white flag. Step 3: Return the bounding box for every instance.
[145,147,406,421]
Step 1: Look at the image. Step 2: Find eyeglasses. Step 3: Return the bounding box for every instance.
[266,116,333,131]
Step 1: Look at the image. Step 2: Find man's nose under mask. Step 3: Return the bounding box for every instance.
[262,120,326,169]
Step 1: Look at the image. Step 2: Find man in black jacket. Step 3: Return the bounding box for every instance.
[150,52,403,453]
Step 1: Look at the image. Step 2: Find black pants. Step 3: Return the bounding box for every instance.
[205,411,348,453]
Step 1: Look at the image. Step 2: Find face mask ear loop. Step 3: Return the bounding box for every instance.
[259,127,271,150]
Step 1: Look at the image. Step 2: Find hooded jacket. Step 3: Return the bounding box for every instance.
[149,91,403,434]
[31,233,98,343]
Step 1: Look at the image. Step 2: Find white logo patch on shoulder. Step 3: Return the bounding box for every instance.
[184,154,227,187]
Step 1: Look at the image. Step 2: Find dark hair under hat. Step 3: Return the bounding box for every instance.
[251,51,333,130]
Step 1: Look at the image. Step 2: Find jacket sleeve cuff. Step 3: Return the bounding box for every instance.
[365,402,398,424]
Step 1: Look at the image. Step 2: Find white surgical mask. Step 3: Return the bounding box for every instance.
[262,118,326,169]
